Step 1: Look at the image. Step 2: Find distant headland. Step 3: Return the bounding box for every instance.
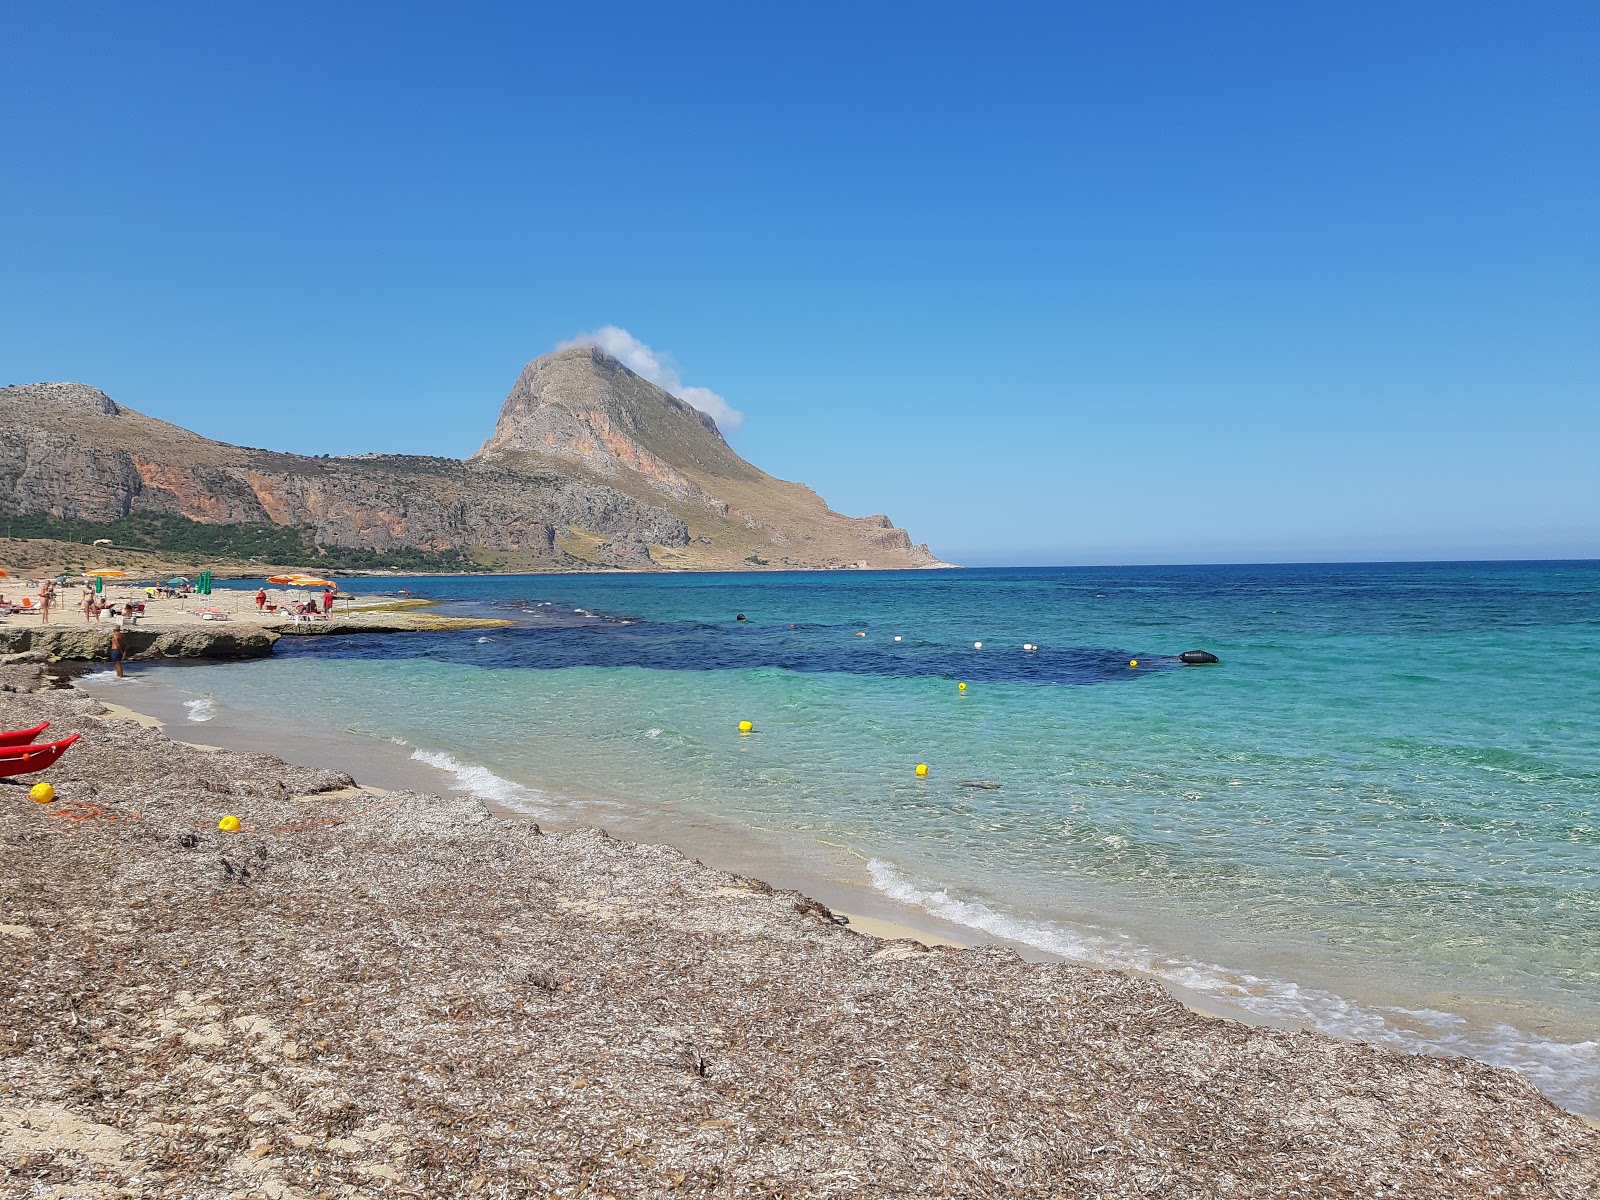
[0,348,947,575]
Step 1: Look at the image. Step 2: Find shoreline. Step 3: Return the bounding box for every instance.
[73,666,1590,1092]
[35,578,1597,1118]
[2,664,1596,1194]
[82,685,986,957]
[79,674,1313,1031]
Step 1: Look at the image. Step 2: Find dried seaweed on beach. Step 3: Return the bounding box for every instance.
[1,688,1596,1199]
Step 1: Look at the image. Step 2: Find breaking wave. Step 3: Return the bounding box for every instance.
[409,748,550,816]
[866,858,1599,1116]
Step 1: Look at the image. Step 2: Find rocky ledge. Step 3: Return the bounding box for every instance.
[0,625,280,662]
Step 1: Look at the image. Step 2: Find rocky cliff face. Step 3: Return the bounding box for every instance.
[0,352,944,571]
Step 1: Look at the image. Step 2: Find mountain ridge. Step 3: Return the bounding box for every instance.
[0,350,946,572]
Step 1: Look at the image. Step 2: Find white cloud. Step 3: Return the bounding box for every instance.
[556,325,744,431]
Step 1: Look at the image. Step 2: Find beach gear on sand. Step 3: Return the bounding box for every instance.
[29,783,54,804]
[218,815,241,832]
[0,734,81,779]
[0,721,50,748]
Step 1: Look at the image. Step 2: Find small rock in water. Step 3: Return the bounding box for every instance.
[955,780,1002,790]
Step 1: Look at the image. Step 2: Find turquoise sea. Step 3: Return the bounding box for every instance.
[149,563,1598,1114]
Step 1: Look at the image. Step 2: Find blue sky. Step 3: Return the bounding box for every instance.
[3,2,1595,564]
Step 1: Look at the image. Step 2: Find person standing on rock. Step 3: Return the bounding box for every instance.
[255,588,267,612]
[39,582,53,624]
[322,589,334,614]
[109,622,127,679]
[83,589,96,623]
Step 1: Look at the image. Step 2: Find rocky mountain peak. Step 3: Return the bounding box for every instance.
[471,346,755,493]
[0,361,947,572]
[3,381,120,416]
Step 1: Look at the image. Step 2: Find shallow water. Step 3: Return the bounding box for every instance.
[145,562,1598,1114]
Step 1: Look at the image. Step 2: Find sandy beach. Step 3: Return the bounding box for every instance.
[0,583,512,671]
[2,657,1597,1198]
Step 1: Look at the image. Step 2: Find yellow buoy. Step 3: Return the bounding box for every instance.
[218,814,241,832]
[29,782,54,804]
[1129,659,1138,669]
[915,763,929,777]
[957,682,967,692]
[738,720,753,734]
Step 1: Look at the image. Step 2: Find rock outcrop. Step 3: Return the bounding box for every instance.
[0,353,945,571]
[473,348,945,570]
[0,625,280,661]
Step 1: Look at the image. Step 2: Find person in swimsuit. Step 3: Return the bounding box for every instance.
[110,623,127,679]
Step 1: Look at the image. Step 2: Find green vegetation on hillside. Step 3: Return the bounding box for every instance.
[0,511,474,572]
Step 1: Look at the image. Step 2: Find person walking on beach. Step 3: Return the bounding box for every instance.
[109,622,126,679]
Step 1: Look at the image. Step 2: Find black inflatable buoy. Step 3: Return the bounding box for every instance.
[1178,650,1220,665]
[736,613,747,621]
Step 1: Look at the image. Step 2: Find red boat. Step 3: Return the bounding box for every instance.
[0,721,50,748]
[0,733,81,778]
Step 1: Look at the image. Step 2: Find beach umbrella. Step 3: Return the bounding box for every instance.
[165,576,189,586]
[85,568,125,595]
[0,568,9,578]
[197,569,212,596]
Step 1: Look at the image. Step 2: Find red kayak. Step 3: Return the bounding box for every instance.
[0,721,50,748]
[0,733,81,779]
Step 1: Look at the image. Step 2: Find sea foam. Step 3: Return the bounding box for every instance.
[184,696,217,723]
[409,748,550,816]
[866,858,1599,1116]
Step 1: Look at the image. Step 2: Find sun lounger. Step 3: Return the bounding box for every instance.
[192,608,231,622]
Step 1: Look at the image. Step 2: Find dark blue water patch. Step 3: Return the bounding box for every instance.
[272,617,1170,685]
